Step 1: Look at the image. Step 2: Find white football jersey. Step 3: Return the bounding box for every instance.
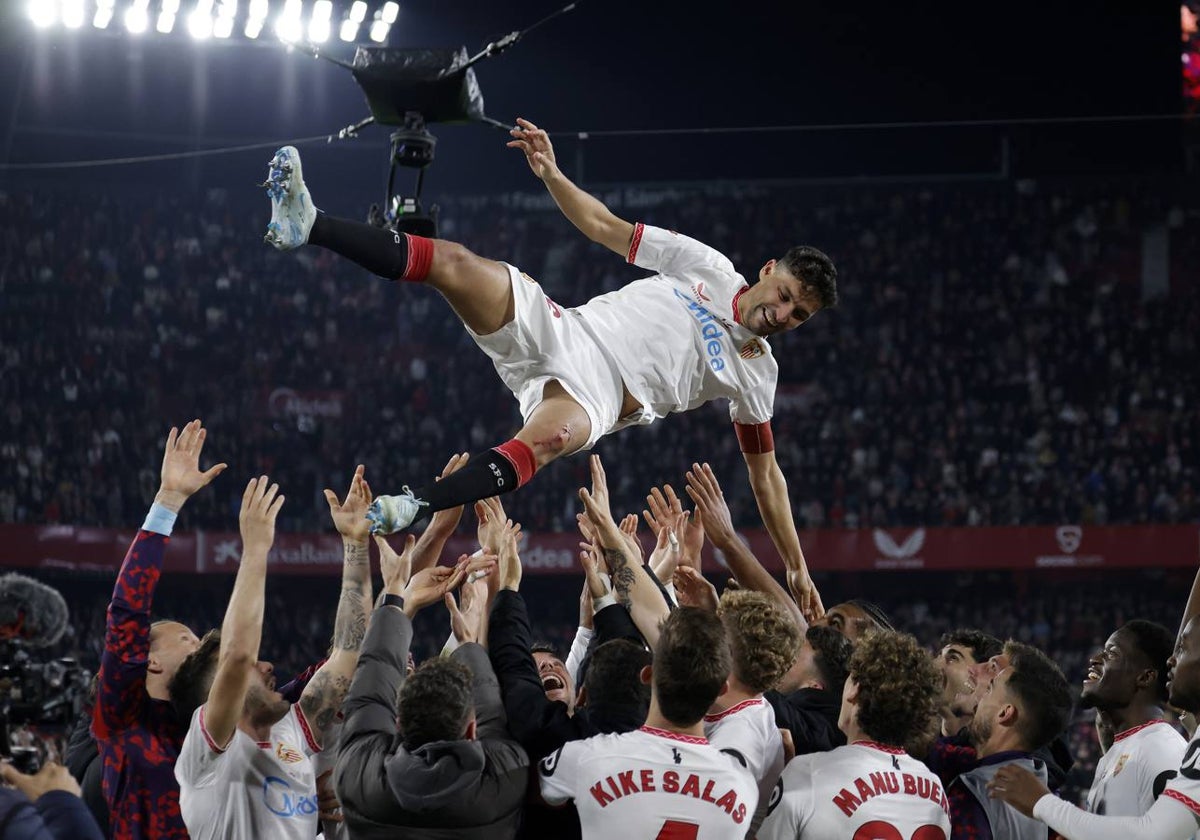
[1087,719,1187,817]
[176,704,321,840]
[759,741,951,840]
[539,725,759,840]
[573,223,778,427]
[703,697,785,837]
[1164,727,1200,819]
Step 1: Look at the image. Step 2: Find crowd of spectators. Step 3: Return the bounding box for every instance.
[1,176,1198,536]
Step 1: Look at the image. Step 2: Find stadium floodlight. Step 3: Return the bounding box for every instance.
[93,0,114,28]
[245,18,262,37]
[380,1,397,24]
[62,0,85,28]
[368,18,387,42]
[308,0,331,43]
[187,0,214,39]
[156,10,174,31]
[213,13,232,36]
[124,0,150,33]
[244,0,266,37]
[338,18,357,41]
[348,0,365,22]
[275,0,303,43]
[28,0,57,28]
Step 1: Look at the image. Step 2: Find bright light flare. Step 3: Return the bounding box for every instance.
[275,0,302,42]
[61,0,85,28]
[28,0,57,28]
[348,0,366,22]
[213,14,233,36]
[187,0,214,39]
[338,19,357,41]
[124,0,150,33]
[380,1,397,23]
[156,11,175,31]
[93,0,114,28]
[368,18,387,42]
[308,0,330,42]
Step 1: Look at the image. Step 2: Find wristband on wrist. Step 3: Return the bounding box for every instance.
[382,593,406,610]
[141,503,179,537]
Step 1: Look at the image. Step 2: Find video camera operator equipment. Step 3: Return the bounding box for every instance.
[0,574,91,774]
[302,3,578,236]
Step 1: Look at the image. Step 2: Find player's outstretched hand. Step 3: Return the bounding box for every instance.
[987,764,1050,818]
[157,419,228,512]
[788,568,826,623]
[475,495,509,554]
[402,553,496,617]
[507,118,559,181]
[239,476,284,557]
[684,463,738,548]
[445,573,488,645]
[377,533,415,592]
[672,566,719,613]
[578,541,611,600]
[578,454,615,525]
[324,464,373,541]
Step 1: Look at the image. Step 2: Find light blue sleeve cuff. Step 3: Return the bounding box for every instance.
[141,503,178,536]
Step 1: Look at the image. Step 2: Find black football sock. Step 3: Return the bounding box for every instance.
[307,213,410,280]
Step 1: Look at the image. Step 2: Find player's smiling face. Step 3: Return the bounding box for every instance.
[534,651,576,711]
[1081,629,1142,710]
[740,260,821,337]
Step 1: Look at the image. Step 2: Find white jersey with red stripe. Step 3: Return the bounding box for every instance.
[176,704,321,840]
[1163,726,1200,822]
[758,741,951,840]
[1087,719,1187,817]
[572,223,778,428]
[539,725,760,840]
[703,697,785,837]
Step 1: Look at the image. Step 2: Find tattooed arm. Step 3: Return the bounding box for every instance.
[300,467,375,749]
[579,455,672,649]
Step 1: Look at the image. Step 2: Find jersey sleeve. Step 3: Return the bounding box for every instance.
[538,741,582,807]
[729,379,775,425]
[175,706,233,791]
[627,223,735,277]
[1033,790,1200,840]
[758,756,814,840]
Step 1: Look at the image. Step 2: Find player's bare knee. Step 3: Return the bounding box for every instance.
[429,240,480,282]
[531,424,574,466]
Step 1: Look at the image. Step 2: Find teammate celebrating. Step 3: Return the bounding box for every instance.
[261,118,837,617]
[538,606,759,839]
[1079,620,1183,817]
[758,630,950,840]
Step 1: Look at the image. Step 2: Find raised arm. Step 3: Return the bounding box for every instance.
[408,453,471,576]
[203,476,283,750]
[578,455,671,648]
[741,451,824,622]
[94,420,226,737]
[685,462,807,631]
[298,466,375,748]
[508,118,635,257]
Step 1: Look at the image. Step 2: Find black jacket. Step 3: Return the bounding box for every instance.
[765,686,846,755]
[63,710,108,837]
[335,605,529,840]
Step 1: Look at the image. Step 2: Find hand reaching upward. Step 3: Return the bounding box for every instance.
[507,118,560,181]
[156,420,227,512]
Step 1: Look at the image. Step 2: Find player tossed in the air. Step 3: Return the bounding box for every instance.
[261,117,837,618]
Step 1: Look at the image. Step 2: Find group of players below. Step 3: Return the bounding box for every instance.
[7,119,1200,840]
[6,419,1200,840]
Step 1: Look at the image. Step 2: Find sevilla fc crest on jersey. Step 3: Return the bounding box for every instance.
[739,339,765,360]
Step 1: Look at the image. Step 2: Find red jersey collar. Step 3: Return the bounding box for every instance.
[1113,719,1170,743]
[731,285,749,325]
[639,725,709,745]
[852,740,907,755]
[703,697,766,723]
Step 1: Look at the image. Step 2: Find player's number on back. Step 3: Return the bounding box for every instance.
[655,819,699,840]
[852,822,947,840]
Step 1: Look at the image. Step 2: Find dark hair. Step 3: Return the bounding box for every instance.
[939,629,1003,665]
[780,245,838,310]
[398,658,474,749]
[653,607,732,727]
[168,629,222,723]
[808,625,854,695]
[583,640,652,714]
[1003,641,1072,751]
[846,599,894,632]
[530,642,562,659]
[719,590,803,694]
[850,630,940,749]
[1120,620,1176,703]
